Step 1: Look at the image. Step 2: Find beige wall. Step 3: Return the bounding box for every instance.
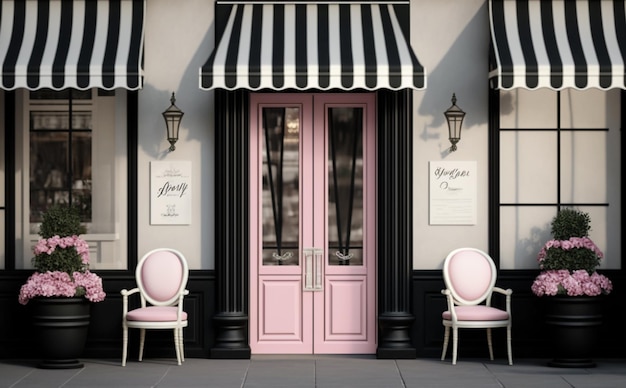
[139,0,216,269]
[412,0,490,269]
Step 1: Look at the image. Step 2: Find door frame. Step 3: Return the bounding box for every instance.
[210,89,416,360]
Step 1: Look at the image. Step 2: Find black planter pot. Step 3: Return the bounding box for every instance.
[543,295,603,368]
[30,297,91,369]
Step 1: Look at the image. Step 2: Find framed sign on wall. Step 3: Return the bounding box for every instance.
[429,161,477,225]
[150,161,192,225]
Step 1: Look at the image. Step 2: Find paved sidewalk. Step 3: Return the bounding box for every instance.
[1,356,626,388]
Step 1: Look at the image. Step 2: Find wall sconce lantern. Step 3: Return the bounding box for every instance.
[162,92,184,152]
[443,93,466,152]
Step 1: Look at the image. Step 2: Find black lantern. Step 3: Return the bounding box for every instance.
[162,92,184,152]
[443,93,465,152]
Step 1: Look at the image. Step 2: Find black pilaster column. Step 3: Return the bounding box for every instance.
[211,89,251,359]
[376,90,416,359]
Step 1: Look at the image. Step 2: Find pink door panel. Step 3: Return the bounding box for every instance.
[326,277,368,338]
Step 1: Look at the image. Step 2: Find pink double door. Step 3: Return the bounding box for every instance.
[249,93,376,354]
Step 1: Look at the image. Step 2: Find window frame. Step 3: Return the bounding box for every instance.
[1,90,138,272]
[489,88,624,271]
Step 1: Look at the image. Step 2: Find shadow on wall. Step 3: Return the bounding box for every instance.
[517,222,552,269]
[415,1,489,149]
[139,2,215,161]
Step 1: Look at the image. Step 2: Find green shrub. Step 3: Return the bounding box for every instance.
[38,204,86,238]
[550,208,591,240]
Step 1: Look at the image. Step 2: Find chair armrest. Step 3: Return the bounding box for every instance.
[493,287,513,296]
[441,289,457,321]
[121,288,140,315]
[490,287,513,314]
[121,288,140,297]
[175,290,190,323]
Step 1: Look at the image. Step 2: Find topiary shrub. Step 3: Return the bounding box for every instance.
[550,208,591,240]
[38,204,86,239]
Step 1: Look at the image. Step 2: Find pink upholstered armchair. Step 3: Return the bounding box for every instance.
[441,248,513,365]
[121,248,189,366]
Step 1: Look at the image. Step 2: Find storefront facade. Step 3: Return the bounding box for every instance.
[1,0,624,360]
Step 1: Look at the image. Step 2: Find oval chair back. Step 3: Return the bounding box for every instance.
[443,248,497,306]
[136,249,189,307]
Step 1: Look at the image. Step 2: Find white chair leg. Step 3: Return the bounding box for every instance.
[122,324,128,367]
[173,328,182,365]
[179,327,185,362]
[487,328,494,360]
[138,328,146,362]
[507,325,513,365]
[452,327,459,365]
[441,326,450,361]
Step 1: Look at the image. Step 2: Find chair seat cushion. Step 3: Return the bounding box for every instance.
[442,305,509,321]
[126,306,188,322]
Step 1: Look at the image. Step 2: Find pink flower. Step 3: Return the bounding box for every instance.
[19,271,76,305]
[545,240,560,249]
[532,269,612,297]
[73,271,107,303]
[20,236,104,305]
[581,282,601,296]
[18,270,106,305]
[590,272,613,293]
[569,237,584,249]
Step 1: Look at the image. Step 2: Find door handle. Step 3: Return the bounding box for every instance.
[303,248,324,291]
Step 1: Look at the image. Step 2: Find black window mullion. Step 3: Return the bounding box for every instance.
[4,92,16,270]
[556,91,561,210]
[68,91,74,207]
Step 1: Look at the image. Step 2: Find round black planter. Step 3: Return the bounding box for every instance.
[30,297,91,369]
[543,295,603,368]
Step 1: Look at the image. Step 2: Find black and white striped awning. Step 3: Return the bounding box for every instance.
[0,0,144,91]
[489,0,626,90]
[200,2,426,91]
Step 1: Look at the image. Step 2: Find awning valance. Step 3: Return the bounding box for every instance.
[489,0,626,90]
[0,0,145,91]
[200,2,426,91]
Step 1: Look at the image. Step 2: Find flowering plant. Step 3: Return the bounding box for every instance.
[531,209,612,297]
[19,205,106,305]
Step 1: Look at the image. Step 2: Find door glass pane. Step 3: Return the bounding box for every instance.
[261,108,300,266]
[328,108,363,266]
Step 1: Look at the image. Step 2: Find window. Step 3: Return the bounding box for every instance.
[29,90,93,222]
[497,88,621,270]
[13,89,128,270]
